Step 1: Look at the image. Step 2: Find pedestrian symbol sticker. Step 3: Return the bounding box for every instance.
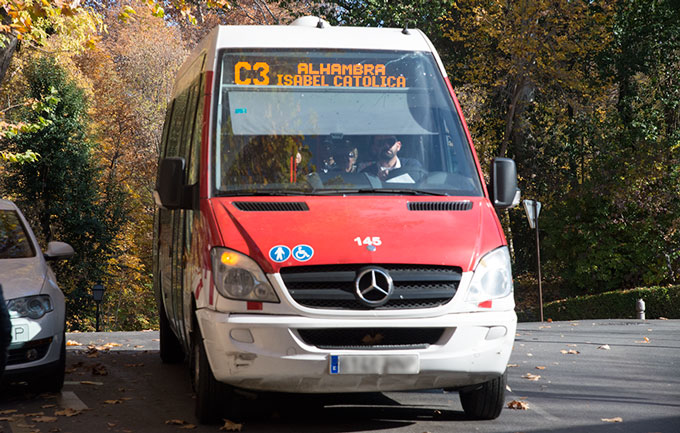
[269,245,291,263]
[292,245,314,262]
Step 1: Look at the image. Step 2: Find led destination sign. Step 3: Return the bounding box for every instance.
[233,61,407,88]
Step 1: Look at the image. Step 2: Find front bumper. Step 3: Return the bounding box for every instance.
[5,313,63,374]
[197,309,516,393]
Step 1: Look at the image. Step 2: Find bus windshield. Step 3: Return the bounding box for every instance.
[214,49,483,196]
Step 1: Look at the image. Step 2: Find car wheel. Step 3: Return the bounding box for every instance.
[193,323,224,424]
[37,333,66,393]
[159,300,184,363]
[459,371,506,420]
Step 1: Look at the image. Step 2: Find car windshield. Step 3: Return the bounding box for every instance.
[214,49,483,196]
[0,210,35,258]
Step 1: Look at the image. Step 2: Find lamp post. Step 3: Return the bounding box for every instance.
[523,199,543,322]
[92,283,105,332]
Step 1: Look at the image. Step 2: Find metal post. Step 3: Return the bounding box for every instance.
[95,303,100,332]
[535,200,544,322]
[636,299,646,320]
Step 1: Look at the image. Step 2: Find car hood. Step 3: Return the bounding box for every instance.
[209,196,505,273]
[0,257,47,300]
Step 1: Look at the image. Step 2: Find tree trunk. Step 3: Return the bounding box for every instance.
[0,10,19,84]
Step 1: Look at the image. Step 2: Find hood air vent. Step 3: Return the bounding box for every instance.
[408,201,473,211]
[232,201,309,212]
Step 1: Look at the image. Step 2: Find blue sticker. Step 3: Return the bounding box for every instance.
[269,245,291,263]
[292,244,314,262]
[330,355,339,374]
[235,108,247,114]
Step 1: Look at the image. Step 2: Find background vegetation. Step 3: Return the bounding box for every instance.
[1,0,678,329]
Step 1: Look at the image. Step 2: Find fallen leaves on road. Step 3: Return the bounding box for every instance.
[54,408,83,417]
[166,419,197,429]
[0,409,18,415]
[507,363,519,368]
[79,380,103,386]
[507,400,530,410]
[535,366,546,370]
[598,344,611,350]
[635,337,650,344]
[166,419,186,425]
[66,340,82,346]
[32,416,58,423]
[103,399,124,405]
[92,363,109,376]
[560,349,580,355]
[522,373,541,381]
[125,363,144,368]
[601,417,623,423]
[220,419,243,431]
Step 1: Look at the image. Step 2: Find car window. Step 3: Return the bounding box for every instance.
[0,210,36,258]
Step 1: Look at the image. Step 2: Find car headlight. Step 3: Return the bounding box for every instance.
[211,248,279,303]
[7,295,53,319]
[465,247,514,307]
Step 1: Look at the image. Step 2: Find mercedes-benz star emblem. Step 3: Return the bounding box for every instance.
[355,267,394,307]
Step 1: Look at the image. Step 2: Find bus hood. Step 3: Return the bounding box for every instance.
[210,196,505,273]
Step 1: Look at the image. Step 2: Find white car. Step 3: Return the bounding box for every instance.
[0,199,73,391]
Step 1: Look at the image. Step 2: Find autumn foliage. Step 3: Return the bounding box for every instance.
[1,0,679,329]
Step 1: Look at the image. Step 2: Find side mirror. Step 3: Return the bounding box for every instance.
[154,157,186,210]
[44,241,75,261]
[489,158,521,209]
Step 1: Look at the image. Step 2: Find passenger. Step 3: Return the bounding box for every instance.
[360,135,425,182]
[330,141,358,173]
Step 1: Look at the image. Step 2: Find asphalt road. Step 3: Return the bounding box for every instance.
[1,319,679,433]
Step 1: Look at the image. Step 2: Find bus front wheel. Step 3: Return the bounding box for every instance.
[459,371,507,420]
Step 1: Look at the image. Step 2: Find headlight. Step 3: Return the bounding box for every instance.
[211,248,279,303]
[465,247,513,306]
[7,295,53,319]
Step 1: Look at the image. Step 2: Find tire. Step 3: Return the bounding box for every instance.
[193,324,223,424]
[159,300,184,364]
[459,371,507,420]
[36,332,66,393]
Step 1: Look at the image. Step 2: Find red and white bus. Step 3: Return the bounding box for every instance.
[153,16,520,423]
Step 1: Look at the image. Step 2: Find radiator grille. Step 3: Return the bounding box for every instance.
[7,337,53,366]
[297,328,445,350]
[280,264,461,310]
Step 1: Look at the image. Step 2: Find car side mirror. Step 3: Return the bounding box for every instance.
[44,241,75,261]
[489,158,521,209]
[154,157,187,210]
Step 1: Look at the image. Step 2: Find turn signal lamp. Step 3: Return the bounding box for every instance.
[221,251,240,266]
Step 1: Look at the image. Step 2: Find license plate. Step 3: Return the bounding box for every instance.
[11,324,30,343]
[329,354,419,375]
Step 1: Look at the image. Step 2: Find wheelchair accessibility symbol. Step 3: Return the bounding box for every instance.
[292,244,314,262]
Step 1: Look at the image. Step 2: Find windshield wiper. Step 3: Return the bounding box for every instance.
[310,188,448,196]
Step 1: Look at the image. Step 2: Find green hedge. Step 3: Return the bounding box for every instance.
[535,285,680,321]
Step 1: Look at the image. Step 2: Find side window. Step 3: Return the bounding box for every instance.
[179,84,199,165]
[189,75,204,185]
[166,89,190,157]
[160,101,174,158]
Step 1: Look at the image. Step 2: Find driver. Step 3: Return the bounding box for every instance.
[360,135,425,183]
